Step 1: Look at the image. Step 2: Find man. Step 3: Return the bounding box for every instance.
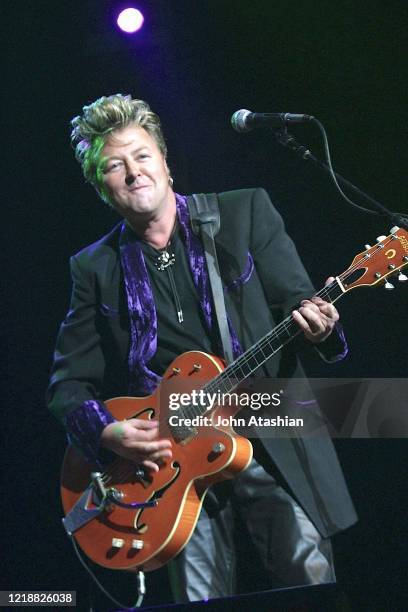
[48,94,357,603]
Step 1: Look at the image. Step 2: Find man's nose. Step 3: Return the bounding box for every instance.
[125,162,140,186]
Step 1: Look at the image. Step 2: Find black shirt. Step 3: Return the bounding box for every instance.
[141,225,219,375]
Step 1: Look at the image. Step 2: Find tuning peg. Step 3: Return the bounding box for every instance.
[398,271,408,282]
[376,235,387,243]
[364,244,371,250]
[384,280,395,290]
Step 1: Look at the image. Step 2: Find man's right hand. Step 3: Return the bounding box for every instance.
[100,419,172,472]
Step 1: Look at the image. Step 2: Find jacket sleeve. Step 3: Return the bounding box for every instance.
[47,255,115,464]
[249,188,347,361]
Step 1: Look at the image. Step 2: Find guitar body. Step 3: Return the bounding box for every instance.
[61,351,253,572]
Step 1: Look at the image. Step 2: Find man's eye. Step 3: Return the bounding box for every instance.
[107,162,122,172]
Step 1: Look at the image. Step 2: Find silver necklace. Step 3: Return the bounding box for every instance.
[155,246,176,271]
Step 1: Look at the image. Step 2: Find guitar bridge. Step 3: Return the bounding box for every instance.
[63,486,106,536]
[63,472,159,536]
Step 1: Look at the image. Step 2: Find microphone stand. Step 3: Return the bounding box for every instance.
[274,129,408,230]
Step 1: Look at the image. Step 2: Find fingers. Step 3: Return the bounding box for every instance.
[299,301,327,333]
[145,447,173,462]
[292,296,339,343]
[104,421,155,445]
[130,441,173,472]
[121,419,171,444]
[292,307,326,336]
[101,419,173,468]
[308,298,339,322]
[121,439,173,468]
[127,418,160,430]
[126,418,174,444]
[130,425,164,443]
[129,438,173,454]
[141,460,160,473]
[141,455,172,473]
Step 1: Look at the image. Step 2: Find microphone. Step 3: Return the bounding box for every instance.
[231,109,314,132]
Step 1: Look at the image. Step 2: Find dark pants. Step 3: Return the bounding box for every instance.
[168,451,335,602]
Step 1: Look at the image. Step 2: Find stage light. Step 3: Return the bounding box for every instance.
[117,8,144,33]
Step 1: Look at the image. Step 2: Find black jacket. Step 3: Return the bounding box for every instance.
[48,188,357,537]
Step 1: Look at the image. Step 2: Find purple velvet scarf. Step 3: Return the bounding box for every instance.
[119,193,242,395]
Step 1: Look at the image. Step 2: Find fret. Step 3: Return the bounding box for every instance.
[257,343,269,360]
[262,337,283,357]
[280,320,293,337]
[189,403,201,418]
[241,352,261,372]
[269,322,291,350]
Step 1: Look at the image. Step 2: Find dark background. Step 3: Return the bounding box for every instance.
[3,1,407,610]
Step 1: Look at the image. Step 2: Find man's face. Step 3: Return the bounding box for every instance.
[100,124,171,222]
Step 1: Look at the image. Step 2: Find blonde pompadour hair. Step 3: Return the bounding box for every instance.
[70,94,167,202]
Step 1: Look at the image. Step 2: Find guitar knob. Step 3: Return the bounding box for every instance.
[135,466,146,479]
[111,538,125,548]
[398,271,408,282]
[384,280,395,290]
[376,235,387,243]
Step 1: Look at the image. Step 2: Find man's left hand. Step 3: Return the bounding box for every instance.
[292,277,339,344]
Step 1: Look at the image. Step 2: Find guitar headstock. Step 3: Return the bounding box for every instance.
[338,226,408,292]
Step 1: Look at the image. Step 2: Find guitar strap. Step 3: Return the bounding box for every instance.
[187,193,234,364]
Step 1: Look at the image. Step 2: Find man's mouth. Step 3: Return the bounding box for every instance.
[129,185,150,192]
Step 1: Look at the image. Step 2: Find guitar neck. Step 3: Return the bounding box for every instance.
[204,279,345,400]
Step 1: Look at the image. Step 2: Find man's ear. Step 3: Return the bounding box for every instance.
[164,159,173,185]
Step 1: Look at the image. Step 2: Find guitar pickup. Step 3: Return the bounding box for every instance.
[172,425,198,444]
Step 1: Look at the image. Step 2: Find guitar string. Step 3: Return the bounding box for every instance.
[100,236,400,484]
